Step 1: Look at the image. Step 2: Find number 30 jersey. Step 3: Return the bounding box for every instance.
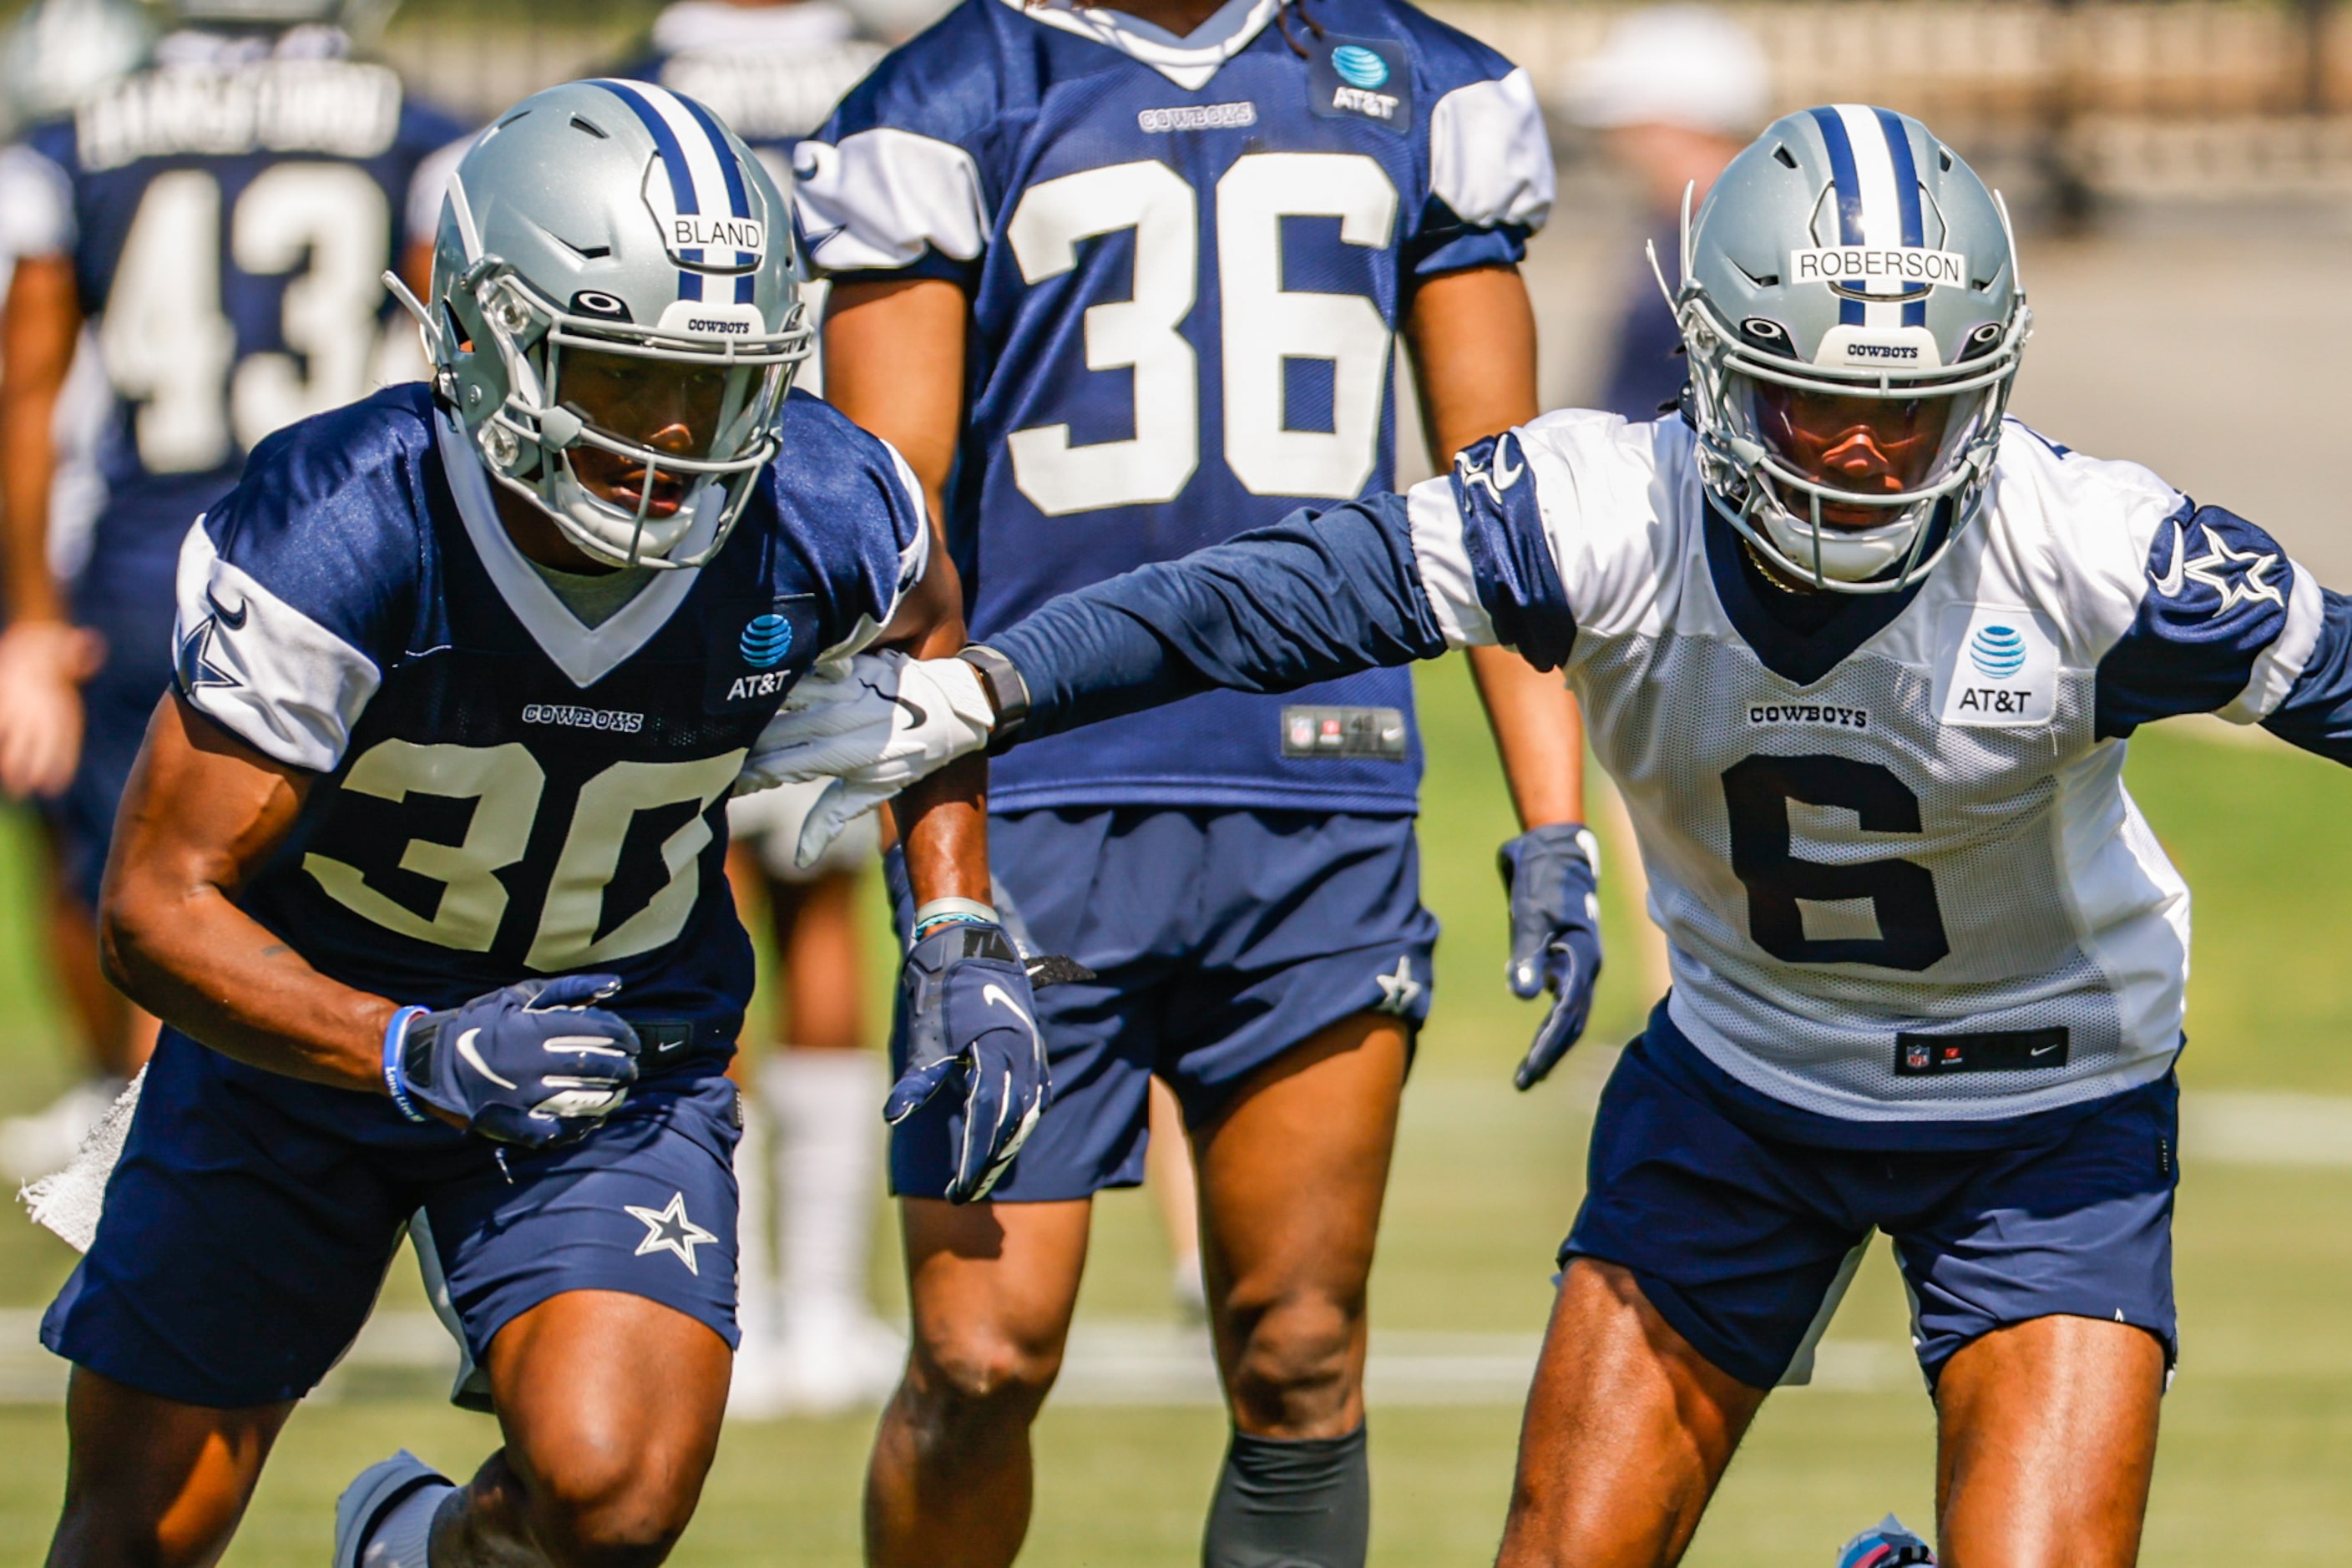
[796,0,1551,814]
[173,384,926,1045]
[6,34,464,585]
[1413,411,2339,1124]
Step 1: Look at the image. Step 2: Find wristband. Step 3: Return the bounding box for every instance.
[382,1004,431,1124]
[912,897,999,942]
[957,644,1030,747]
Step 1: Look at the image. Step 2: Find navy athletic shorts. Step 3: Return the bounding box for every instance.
[889,807,1438,1202]
[43,1028,741,1409]
[51,560,178,910]
[1562,1026,2179,1392]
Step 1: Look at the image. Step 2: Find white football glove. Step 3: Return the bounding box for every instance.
[735,650,997,868]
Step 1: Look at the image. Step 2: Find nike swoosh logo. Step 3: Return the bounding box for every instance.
[1490,438,1524,490]
[2150,520,2187,597]
[2030,1042,2061,1058]
[893,694,929,729]
[980,984,1036,1037]
[455,1028,518,1090]
[206,586,248,630]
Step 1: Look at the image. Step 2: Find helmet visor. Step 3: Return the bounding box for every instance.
[1737,376,1988,512]
[556,346,745,462]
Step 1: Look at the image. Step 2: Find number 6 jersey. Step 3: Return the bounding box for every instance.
[795,0,1551,815]
[1414,411,2337,1125]
[172,384,926,1045]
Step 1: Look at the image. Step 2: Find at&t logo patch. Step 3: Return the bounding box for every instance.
[1935,604,2059,728]
[1309,35,1413,132]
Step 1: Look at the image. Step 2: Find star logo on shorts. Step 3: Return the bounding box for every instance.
[1373,955,1423,1015]
[624,1191,716,1276]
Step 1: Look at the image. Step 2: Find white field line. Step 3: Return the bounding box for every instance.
[2,1091,2339,1406]
[0,1311,1917,1408]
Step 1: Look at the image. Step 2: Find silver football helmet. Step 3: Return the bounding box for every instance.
[1666,104,2031,593]
[397,78,812,570]
[1,0,146,132]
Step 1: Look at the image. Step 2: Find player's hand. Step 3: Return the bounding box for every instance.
[1498,823,1605,1090]
[387,974,641,1147]
[733,650,997,867]
[888,920,1055,1204]
[0,620,104,800]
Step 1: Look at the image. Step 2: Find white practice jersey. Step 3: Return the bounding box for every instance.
[1407,411,2329,1122]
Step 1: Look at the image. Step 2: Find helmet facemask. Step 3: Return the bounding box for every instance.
[1681,286,2025,593]
[444,260,810,570]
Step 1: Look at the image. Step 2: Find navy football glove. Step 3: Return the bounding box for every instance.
[1499,823,1606,1090]
[386,974,641,1147]
[888,921,1058,1204]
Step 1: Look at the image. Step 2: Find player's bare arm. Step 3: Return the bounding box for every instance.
[1405,262,1586,828]
[99,695,398,1093]
[1406,261,1605,1082]
[0,251,100,799]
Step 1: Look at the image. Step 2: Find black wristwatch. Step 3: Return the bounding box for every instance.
[956,644,1030,751]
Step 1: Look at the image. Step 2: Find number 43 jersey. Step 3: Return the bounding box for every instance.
[1414,410,2339,1125]
[172,384,926,1044]
[9,36,465,582]
[796,0,1550,814]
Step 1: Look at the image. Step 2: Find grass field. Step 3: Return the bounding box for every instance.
[0,659,2349,1565]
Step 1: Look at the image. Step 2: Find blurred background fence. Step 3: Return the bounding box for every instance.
[368,0,2352,221]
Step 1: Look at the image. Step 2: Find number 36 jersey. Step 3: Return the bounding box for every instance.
[1414,411,2339,1124]
[172,384,926,1045]
[796,0,1551,814]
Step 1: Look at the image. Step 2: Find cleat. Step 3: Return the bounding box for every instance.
[1837,1515,1936,1568]
[332,1450,449,1568]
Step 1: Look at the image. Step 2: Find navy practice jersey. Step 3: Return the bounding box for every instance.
[989,411,2352,1126]
[173,384,925,1045]
[6,33,465,589]
[797,0,1552,814]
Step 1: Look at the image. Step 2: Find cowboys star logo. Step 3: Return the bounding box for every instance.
[2149,518,2286,615]
[625,1191,718,1275]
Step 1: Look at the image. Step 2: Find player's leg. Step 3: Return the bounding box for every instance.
[865,1196,1092,1568]
[39,1033,417,1564]
[1189,1009,1406,1568]
[1145,1075,1207,1319]
[47,1371,291,1567]
[1932,1315,2164,1568]
[724,784,891,1412]
[1496,1029,1879,1567]
[421,1291,731,1566]
[762,859,895,1393]
[1890,1071,2179,1567]
[865,806,1154,1568]
[1495,1260,1768,1568]
[346,1070,746,1568]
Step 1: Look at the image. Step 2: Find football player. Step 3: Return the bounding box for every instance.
[615,0,902,1416]
[0,0,465,1173]
[33,79,1037,1568]
[791,0,1596,1560]
[760,105,2352,1565]
[0,0,146,1181]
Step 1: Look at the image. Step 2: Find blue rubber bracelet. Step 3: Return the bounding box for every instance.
[382,1005,431,1124]
[913,912,993,941]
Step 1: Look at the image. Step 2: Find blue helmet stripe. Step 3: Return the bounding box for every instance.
[590,78,704,302]
[1808,105,1866,326]
[670,92,761,305]
[1873,107,1930,326]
